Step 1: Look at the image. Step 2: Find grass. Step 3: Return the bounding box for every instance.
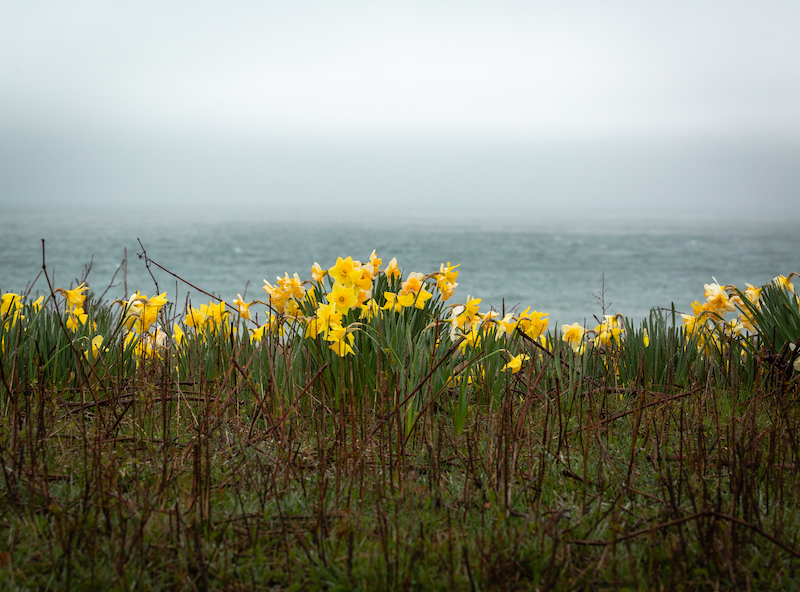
[1,252,799,590]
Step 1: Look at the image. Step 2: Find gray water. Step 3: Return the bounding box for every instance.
[1,209,797,327]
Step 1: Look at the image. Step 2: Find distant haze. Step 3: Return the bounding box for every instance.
[1,2,799,219]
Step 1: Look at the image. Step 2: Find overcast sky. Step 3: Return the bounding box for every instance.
[2,1,799,217]
[3,1,799,139]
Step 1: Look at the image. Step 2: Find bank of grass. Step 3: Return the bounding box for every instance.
[1,259,800,590]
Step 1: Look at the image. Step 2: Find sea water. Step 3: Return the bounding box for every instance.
[1,209,797,327]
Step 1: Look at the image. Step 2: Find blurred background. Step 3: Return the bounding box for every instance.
[2,1,798,323]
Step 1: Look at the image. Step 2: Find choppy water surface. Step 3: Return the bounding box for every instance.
[1,209,797,326]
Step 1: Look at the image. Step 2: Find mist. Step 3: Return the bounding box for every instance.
[3,131,799,224]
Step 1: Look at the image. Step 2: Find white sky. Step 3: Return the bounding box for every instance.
[2,1,800,140]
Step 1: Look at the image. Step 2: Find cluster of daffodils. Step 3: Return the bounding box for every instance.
[680,274,798,356]
[5,260,797,380]
[118,291,172,359]
[1,292,43,352]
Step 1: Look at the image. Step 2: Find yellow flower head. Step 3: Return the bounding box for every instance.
[365,250,383,275]
[516,307,549,340]
[774,274,796,294]
[327,282,358,313]
[311,262,327,283]
[329,257,360,286]
[326,325,355,357]
[562,322,585,353]
[173,323,185,346]
[66,307,89,331]
[384,257,402,280]
[703,279,734,314]
[1,293,22,319]
[233,294,251,320]
[502,353,530,374]
[85,335,104,360]
[401,272,424,295]
[57,282,89,311]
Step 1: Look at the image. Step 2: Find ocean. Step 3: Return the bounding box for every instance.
[1,209,797,327]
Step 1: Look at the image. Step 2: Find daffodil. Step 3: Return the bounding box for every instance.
[400,272,425,295]
[359,299,380,321]
[774,274,796,294]
[381,292,413,313]
[306,302,342,339]
[384,257,401,280]
[1,293,22,318]
[703,279,734,314]
[326,325,355,357]
[365,250,382,275]
[173,323,185,346]
[593,315,623,348]
[562,322,585,353]
[66,307,88,331]
[56,282,89,311]
[85,335,104,360]
[642,328,650,347]
[329,257,360,286]
[516,308,549,340]
[457,324,482,354]
[502,353,529,374]
[311,262,327,283]
[327,282,358,313]
[233,294,252,320]
[744,283,763,306]
[277,273,306,299]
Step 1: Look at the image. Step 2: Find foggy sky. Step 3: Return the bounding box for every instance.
[2,1,799,216]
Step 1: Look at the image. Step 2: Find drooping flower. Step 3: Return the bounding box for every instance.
[457,324,482,354]
[1,293,22,319]
[326,325,355,357]
[502,353,529,374]
[173,323,185,346]
[66,307,88,331]
[233,294,252,320]
[774,274,796,294]
[85,335,104,360]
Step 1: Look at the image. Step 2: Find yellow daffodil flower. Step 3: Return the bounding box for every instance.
[365,250,382,275]
[562,322,585,353]
[56,282,89,311]
[384,257,402,280]
[502,353,529,374]
[643,328,650,347]
[329,257,360,286]
[326,325,355,357]
[85,335,104,360]
[1,293,22,318]
[66,307,88,331]
[327,282,358,313]
[311,262,327,283]
[516,307,549,340]
[774,274,796,294]
[173,323,185,346]
[233,294,251,320]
